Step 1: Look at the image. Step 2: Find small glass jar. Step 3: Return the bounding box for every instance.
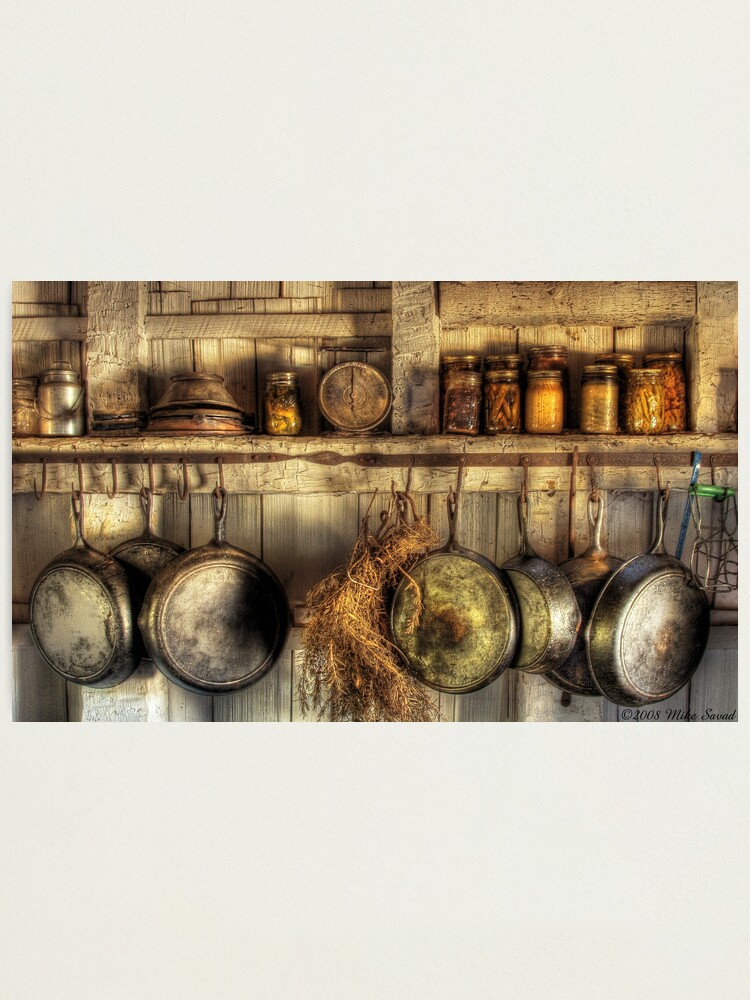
[440,355,482,426]
[442,370,483,435]
[485,353,523,373]
[484,369,522,434]
[624,368,666,435]
[580,364,619,434]
[643,353,686,431]
[525,370,564,434]
[527,345,569,427]
[12,377,39,436]
[264,371,302,435]
[595,352,635,432]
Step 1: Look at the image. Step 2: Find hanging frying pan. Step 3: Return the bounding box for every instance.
[585,488,710,706]
[29,489,140,688]
[390,477,519,694]
[110,486,186,652]
[138,487,291,694]
[502,494,581,674]
[545,492,623,697]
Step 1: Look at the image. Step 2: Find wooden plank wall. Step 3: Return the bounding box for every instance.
[11,281,737,723]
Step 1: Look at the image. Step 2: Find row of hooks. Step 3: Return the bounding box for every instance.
[34,456,226,503]
[27,451,720,504]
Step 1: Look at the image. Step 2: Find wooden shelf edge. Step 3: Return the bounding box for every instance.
[11,431,738,460]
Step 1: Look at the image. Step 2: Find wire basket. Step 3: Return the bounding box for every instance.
[689,484,738,593]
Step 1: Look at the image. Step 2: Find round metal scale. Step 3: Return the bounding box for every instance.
[318,361,392,432]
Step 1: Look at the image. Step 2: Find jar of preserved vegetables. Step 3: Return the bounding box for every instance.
[595,352,634,432]
[12,377,39,437]
[443,370,483,435]
[580,364,619,434]
[527,345,569,427]
[264,371,302,435]
[643,353,686,431]
[484,369,522,434]
[525,370,564,434]
[440,355,482,426]
[624,368,666,435]
[485,353,523,373]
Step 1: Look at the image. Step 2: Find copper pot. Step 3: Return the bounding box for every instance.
[150,372,243,413]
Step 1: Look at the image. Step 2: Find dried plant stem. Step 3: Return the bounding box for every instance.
[298,495,441,722]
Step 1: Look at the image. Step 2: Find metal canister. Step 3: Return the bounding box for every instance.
[36,362,85,436]
[12,377,39,436]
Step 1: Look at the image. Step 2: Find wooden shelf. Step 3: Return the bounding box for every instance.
[12,432,737,495]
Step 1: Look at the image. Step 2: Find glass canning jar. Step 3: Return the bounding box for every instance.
[525,370,564,434]
[624,368,666,435]
[12,377,39,436]
[484,369,522,434]
[264,371,302,435]
[595,352,635,432]
[442,370,483,435]
[527,345,569,427]
[485,353,523,373]
[579,364,619,434]
[440,355,482,426]
[643,353,686,431]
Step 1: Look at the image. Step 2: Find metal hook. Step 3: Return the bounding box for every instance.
[710,454,718,487]
[404,455,414,498]
[653,455,663,493]
[520,455,530,503]
[34,458,48,501]
[216,456,225,492]
[147,457,155,495]
[72,457,84,499]
[177,458,189,501]
[568,446,579,560]
[106,458,118,499]
[449,457,466,505]
[586,454,599,499]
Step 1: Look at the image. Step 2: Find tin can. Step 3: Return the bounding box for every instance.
[36,362,85,436]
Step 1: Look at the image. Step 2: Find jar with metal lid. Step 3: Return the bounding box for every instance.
[580,364,619,434]
[643,353,686,431]
[264,371,302,435]
[440,356,482,429]
[624,368,666,435]
[595,352,635,431]
[36,362,85,436]
[12,377,39,437]
[443,370,483,435]
[484,369,522,434]
[485,353,523,373]
[525,370,564,434]
[527,345,569,427]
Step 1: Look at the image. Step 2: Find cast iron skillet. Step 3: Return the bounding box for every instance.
[502,494,581,674]
[545,492,623,697]
[138,487,291,694]
[390,483,519,694]
[586,488,710,706]
[29,489,139,688]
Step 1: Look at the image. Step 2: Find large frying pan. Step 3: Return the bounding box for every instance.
[586,488,710,706]
[138,487,291,694]
[110,487,186,654]
[545,493,623,697]
[502,494,581,674]
[390,484,519,694]
[29,490,139,688]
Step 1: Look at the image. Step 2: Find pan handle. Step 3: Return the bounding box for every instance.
[516,494,538,559]
[648,487,670,557]
[139,486,155,537]
[586,492,606,557]
[213,486,228,545]
[71,487,85,548]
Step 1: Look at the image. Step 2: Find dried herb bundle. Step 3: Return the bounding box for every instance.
[298,492,441,722]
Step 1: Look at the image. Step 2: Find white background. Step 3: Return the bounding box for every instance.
[1,2,748,998]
